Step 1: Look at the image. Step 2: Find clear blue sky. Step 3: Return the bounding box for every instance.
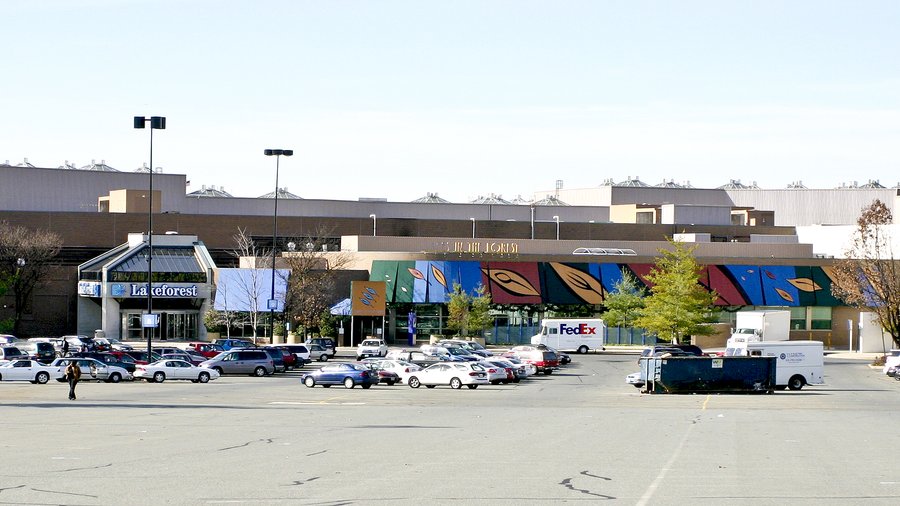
[3,0,899,202]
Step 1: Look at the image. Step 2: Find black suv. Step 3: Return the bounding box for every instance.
[305,338,336,358]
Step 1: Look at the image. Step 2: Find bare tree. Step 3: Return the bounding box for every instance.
[230,228,272,342]
[205,272,248,338]
[281,226,351,338]
[0,222,63,336]
[831,199,900,347]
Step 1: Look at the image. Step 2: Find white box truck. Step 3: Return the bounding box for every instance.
[530,318,606,354]
[725,340,824,390]
[727,310,791,347]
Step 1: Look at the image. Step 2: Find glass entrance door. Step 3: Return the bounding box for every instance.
[122,311,198,341]
[164,312,198,341]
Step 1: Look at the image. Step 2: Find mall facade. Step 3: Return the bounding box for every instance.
[2,163,897,348]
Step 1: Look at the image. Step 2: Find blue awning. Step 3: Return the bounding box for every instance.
[330,298,352,316]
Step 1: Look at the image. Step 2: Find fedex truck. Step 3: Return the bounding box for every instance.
[725,340,824,390]
[530,319,606,354]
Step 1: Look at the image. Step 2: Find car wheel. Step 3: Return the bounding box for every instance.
[35,372,50,384]
[304,376,316,388]
[343,377,355,389]
[425,385,436,388]
[153,372,166,383]
[361,384,372,389]
[254,367,266,377]
[108,372,122,383]
[577,345,588,354]
[788,375,805,391]
[213,367,224,375]
[408,376,421,388]
[198,372,210,383]
[322,384,331,388]
[386,380,395,386]
[545,369,553,375]
[320,355,329,362]
[467,384,478,389]
[450,377,462,389]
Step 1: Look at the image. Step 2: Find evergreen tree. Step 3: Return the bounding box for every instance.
[602,269,645,328]
[446,283,492,336]
[634,239,719,343]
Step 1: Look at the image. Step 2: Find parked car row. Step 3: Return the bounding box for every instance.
[301,341,569,390]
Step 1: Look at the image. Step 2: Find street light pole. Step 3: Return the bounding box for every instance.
[470,217,476,238]
[553,215,560,240]
[134,116,165,358]
[264,149,293,344]
[370,214,377,236]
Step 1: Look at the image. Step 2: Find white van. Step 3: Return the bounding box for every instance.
[530,318,606,354]
[726,340,824,390]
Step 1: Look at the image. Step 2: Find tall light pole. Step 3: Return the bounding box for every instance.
[370,214,377,236]
[553,215,560,240]
[470,217,476,238]
[265,148,293,344]
[530,206,535,239]
[134,115,165,357]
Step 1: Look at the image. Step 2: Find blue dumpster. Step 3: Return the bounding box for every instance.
[641,356,776,394]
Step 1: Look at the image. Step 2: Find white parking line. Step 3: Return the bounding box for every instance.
[269,401,365,406]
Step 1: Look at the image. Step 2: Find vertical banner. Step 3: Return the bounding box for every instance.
[408,312,417,346]
[351,281,387,316]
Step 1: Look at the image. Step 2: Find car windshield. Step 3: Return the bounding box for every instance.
[361,341,380,346]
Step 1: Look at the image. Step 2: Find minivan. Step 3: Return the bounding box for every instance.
[200,350,274,376]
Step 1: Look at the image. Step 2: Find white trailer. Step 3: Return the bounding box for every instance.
[725,340,824,390]
[728,310,791,347]
[530,318,606,353]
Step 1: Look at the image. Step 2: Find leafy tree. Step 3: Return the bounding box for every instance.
[634,239,719,343]
[446,283,470,335]
[602,269,646,327]
[467,284,493,335]
[447,283,492,336]
[831,199,900,347]
[0,222,63,337]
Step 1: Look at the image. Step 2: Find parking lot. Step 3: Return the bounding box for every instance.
[3,351,900,505]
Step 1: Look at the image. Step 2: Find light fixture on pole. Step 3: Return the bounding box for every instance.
[370,214,377,236]
[264,148,293,343]
[470,218,476,238]
[134,115,165,358]
[553,215,560,240]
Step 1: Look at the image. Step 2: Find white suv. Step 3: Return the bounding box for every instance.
[356,339,388,360]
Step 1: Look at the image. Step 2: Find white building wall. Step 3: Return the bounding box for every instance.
[726,188,900,226]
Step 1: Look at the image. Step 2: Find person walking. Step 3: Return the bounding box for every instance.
[61,338,70,357]
[65,361,81,400]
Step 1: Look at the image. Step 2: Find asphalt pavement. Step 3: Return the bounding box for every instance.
[2,352,900,505]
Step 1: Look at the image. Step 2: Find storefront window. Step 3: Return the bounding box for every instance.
[790,307,807,330]
[810,307,832,330]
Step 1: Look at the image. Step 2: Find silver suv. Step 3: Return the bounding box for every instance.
[200,350,274,377]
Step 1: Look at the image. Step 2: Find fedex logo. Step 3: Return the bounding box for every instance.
[559,323,597,335]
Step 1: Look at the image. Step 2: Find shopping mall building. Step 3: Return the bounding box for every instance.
[2,163,898,348]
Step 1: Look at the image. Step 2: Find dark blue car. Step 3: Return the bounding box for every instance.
[301,363,379,389]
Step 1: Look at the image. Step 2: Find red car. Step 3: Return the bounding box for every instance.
[271,347,297,370]
[186,342,226,358]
